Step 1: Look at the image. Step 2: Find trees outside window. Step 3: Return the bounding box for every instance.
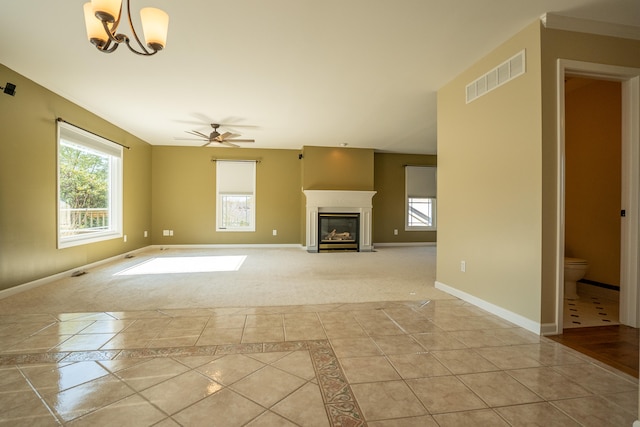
[57,122,122,248]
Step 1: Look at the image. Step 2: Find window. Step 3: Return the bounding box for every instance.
[405,166,436,230]
[216,160,256,231]
[57,121,123,248]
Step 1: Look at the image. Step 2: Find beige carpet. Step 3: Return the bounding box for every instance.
[0,246,453,314]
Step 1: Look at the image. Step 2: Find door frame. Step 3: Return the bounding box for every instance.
[555,59,640,333]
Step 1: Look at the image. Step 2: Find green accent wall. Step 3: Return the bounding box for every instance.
[0,63,436,292]
[151,147,301,245]
[373,153,437,243]
[301,146,374,190]
[0,63,152,291]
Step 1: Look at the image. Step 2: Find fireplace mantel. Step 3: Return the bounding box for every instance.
[303,190,376,252]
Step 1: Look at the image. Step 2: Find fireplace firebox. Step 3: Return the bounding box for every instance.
[318,213,359,252]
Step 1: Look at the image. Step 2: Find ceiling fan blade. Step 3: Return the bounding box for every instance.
[227,139,255,143]
[186,130,209,138]
[201,141,212,147]
[174,137,208,141]
[217,132,233,141]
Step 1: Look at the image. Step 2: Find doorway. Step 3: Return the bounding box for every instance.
[563,76,621,329]
[556,60,640,333]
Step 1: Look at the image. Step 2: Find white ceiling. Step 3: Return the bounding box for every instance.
[1,1,638,154]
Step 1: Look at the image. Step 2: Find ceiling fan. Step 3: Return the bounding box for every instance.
[177,124,255,147]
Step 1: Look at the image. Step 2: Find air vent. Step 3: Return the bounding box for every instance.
[466,50,526,103]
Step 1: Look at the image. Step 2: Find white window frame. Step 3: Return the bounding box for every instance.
[216,160,256,232]
[405,165,437,231]
[57,121,123,248]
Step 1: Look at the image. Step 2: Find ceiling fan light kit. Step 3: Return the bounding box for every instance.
[83,0,169,56]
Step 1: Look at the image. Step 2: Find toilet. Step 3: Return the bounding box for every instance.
[564,257,589,299]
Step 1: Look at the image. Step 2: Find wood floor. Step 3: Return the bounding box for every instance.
[548,325,639,378]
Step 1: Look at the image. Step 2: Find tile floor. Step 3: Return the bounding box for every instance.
[0,300,637,426]
[563,285,619,329]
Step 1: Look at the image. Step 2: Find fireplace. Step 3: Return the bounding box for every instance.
[303,190,376,252]
[318,213,359,252]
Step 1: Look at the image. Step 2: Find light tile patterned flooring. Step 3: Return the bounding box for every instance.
[563,285,620,329]
[0,300,637,426]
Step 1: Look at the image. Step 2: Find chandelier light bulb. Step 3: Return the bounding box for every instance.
[141,7,169,50]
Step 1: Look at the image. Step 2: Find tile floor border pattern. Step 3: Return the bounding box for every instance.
[1,301,638,426]
[0,339,364,427]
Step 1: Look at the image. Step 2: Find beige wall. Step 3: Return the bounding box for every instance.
[438,20,640,328]
[301,146,374,190]
[373,153,437,243]
[565,79,621,287]
[151,147,301,245]
[0,64,152,291]
[437,21,543,322]
[540,29,640,323]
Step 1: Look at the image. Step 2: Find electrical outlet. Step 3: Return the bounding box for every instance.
[460,260,466,272]
[272,229,277,236]
[169,230,174,236]
[393,229,398,235]
[163,230,169,236]
[123,234,127,242]
[144,230,148,238]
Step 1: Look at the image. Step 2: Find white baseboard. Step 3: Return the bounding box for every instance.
[151,244,305,250]
[0,246,151,300]
[540,323,559,336]
[435,281,542,335]
[373,242,436,247]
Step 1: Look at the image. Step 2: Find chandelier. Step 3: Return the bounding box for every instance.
[83,0,169,56]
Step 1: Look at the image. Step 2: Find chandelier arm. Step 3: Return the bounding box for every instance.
[100,39,119,53]
[125,0,152,55]
[86,0,165,56]
[123,38,158,56]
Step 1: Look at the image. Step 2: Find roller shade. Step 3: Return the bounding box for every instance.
[216,160,255,194]
[406,166,436,198]
[58,120,122,157]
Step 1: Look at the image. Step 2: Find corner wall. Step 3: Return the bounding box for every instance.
[0,63,152,291]
[436,21,543,323]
